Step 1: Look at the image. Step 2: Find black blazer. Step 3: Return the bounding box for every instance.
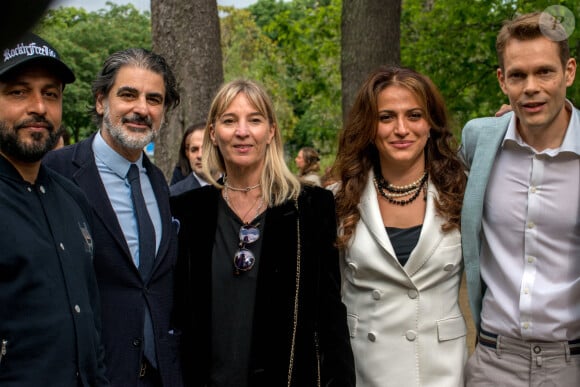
[43,134,183,387]
[171,184,355,387]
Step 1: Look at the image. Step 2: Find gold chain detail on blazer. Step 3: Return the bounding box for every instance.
[287,195,301,387]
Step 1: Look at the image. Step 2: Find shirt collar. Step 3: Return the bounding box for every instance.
[92,130,144,178]
[502,100,580,156]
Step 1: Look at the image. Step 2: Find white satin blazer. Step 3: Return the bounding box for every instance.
[339,170,467,387]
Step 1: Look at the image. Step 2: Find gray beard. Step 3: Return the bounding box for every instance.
[102,104,161,150]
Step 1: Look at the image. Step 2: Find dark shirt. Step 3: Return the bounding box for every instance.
[385,224,423,266]
[210,196,265,387]
[0,155,108,386]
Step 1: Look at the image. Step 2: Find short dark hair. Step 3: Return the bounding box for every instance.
[90,48,180,127]
[177,121,206,176]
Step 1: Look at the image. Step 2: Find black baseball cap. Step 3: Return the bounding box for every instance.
[0,33,75,84]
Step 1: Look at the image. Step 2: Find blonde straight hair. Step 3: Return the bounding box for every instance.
[202,79,301,206]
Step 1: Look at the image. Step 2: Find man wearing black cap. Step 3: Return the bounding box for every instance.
[0,33,109,386]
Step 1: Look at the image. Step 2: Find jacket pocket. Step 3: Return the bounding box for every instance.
[437,315,467,341]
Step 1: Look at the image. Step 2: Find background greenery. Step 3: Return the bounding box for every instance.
[37,0,579,171]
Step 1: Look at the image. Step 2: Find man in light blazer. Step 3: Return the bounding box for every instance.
[44,48,183,387]
[460,11,579,386]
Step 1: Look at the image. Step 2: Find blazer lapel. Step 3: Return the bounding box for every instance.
[404,182,444,277]
[358,170,397,259]
[251,199,298,368]
[462,115,510,258]
[71,136,133,260]
[143,155,171,273]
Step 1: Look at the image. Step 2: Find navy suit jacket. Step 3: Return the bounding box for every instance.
[43,133,183,387]
[169,173,201,197]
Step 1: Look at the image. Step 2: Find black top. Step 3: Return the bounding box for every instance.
[385,224,423,266]
[0,155,108,386]
[210,195,265,387]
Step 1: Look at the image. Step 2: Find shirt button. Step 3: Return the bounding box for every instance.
[408,289,418,299]
[406,330,417,341]
[524,288,529,294]
[372,290,381,300]
[527,221,535,229]
[60,243,65,250]
[39,185,46,194]
[527,256,534,263]
[443,263,454,272]
[533,345,541,354]
[530,186,537,193]
[27,187,32,192]
[74,305,81,313]
[367,332,376,342]
[523,322,529,329]
[133,338,142,347]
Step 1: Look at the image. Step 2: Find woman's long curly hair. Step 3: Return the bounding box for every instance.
[333,66,466,249]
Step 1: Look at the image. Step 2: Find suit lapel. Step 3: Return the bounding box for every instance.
[405,182,444,276]
[463,116,510,255]
[251,199,298,367]
[143,155,171,273]
[71,135,133,261]
[359,170,397,259]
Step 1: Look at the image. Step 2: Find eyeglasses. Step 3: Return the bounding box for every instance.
[233,224,260,274]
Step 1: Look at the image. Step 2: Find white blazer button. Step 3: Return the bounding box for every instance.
[372,290,381,300]
[405,330,417,341]
[443,263,454,271]
[407,289,418,299]
[367,332,376,342]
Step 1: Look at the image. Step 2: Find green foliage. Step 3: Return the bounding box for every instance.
[220,6,298,146]
[402,0,579,136]
[248,0,342,157]
[36,0,580,160]
[36,2,151,142]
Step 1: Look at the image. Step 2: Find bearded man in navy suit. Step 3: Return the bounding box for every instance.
[44,48,183,387]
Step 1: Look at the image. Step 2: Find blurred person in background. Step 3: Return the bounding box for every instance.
[295,146,321,186]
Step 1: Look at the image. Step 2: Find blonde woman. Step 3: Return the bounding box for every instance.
[171,79,354,387]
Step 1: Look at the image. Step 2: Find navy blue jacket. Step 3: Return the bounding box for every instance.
[44,134,183,387]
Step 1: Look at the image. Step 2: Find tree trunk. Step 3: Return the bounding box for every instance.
[341,0,401,122]
[151,0,223,181]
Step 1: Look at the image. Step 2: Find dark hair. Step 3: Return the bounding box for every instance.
[333,65,466,248]
[177,121,206,176]
[298,146,320,176]
[90,48,180,127]
[496,12,570,70]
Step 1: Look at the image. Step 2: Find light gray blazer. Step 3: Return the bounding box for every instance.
[459,112,513,331]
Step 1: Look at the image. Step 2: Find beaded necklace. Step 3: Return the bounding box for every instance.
[374,171,428,206]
